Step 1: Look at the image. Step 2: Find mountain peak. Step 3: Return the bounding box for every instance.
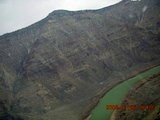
[0,0,160,120]
[48,10,75,17]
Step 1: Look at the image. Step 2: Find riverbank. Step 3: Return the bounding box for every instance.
[82,64,160,120]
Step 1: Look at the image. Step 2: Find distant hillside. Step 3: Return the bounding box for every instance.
[0,0,160,119]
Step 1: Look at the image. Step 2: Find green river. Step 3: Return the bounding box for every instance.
[90,66,160,120]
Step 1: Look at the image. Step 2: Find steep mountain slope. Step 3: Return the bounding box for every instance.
[0,0,160,119]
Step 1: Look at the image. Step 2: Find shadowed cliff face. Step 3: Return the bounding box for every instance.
[0,0,160,119]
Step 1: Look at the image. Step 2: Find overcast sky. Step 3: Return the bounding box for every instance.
[0,0,121,35]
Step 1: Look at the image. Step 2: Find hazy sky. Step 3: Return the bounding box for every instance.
[0,0,121,35]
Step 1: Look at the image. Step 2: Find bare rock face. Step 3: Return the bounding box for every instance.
[0,0,160,119]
